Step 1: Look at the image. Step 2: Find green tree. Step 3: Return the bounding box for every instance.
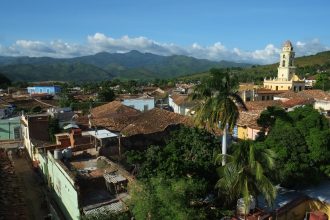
[191,68,246,165]
[262,106,330,187]
[216,141,277,213]
[0,72,11,88]
[97,87,115,102]
[125,127,219,182]
[130,177,208,220]
[314,72,330,91]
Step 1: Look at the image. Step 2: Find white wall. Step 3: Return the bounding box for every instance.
[314,100,330,111]
[122,98,155,112]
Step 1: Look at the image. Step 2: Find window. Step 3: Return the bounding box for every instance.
[14,127,21,140]
[143,104,148,112]
[282,60,285,67]
[262,96,265,101]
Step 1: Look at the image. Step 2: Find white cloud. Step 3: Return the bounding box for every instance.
[0,33,329,64]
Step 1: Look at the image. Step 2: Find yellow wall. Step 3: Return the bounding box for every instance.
[237,126,248,140]
[276,199,330,220]
[263,81,292,91]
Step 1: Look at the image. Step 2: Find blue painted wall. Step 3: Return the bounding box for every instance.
[27,86,61,95]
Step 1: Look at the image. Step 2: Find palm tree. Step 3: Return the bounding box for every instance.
[216,141,277,215]
[191,68,247,165]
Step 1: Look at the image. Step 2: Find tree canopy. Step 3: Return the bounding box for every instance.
[261,106,330,187]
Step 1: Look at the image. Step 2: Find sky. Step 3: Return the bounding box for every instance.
[0,0,329,64]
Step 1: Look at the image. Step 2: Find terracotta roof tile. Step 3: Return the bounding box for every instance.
[92,101,140,117]
[90,101,141,132]
[299,90,330,101]
[237,111,262,129]
[275,90,300,99]
[245,100,283,111]
[282,98,314,108]
[121,108,193,136]
[170,94,196,106]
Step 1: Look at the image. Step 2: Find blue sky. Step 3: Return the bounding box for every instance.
[0,0,329,63]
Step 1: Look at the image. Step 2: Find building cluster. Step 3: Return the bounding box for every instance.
[18,100,192,219]
[0,40,329,219]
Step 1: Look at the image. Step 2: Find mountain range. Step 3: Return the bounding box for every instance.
[0,50,251,82]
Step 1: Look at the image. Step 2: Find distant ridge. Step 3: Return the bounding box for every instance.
[0,50,251,82]
[177,50,330,82]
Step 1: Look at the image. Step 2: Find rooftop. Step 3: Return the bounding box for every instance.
[237,111,263,129]
[170,93,196,106]
[83,129,118,140]
[91,101,141,131]
[121,108,192,136]
[245,100,283,111]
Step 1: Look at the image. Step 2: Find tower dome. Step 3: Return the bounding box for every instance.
[283,40,293,48]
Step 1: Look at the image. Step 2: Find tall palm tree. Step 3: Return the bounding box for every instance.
[216,141,277,215]
[191,68,247,165]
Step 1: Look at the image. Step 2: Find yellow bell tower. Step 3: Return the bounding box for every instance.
[278,41,296,81]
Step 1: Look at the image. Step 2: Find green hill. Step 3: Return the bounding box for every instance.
[0,51,250,82]
[178,51,330,83]
[0,62,113,82]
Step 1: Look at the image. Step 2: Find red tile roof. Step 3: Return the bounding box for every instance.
[245,100,283,111]
[170,94,196,106]
[237,110,263,129]
[299,89,330,101]
[275,90,300,99]
[121,108,192,136]
[91,101,141,131]
[282,97,315,108]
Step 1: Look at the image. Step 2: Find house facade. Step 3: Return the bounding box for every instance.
[37,148,132,220]
[168,94,195,116]
[27,85,61,95]
[21,113,50,161]
[0,117,21,140]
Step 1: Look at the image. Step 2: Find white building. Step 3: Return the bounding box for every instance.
[168,94,195,116]
[121,95,155,112]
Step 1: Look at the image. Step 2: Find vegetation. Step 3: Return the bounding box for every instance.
[191,68,246,165]
[259,106,330,187]
[130,177,208,220]
[125,127,223,219]
[0,50,249,81]
[314,72,330,91]
[125,127,219,182]
[216,141,277,211]
[0,72,11,88]
[97,87,115,102]
[0,63,114,82]
[178,51,330,84]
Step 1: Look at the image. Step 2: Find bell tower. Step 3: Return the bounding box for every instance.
[277,40,296,81]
